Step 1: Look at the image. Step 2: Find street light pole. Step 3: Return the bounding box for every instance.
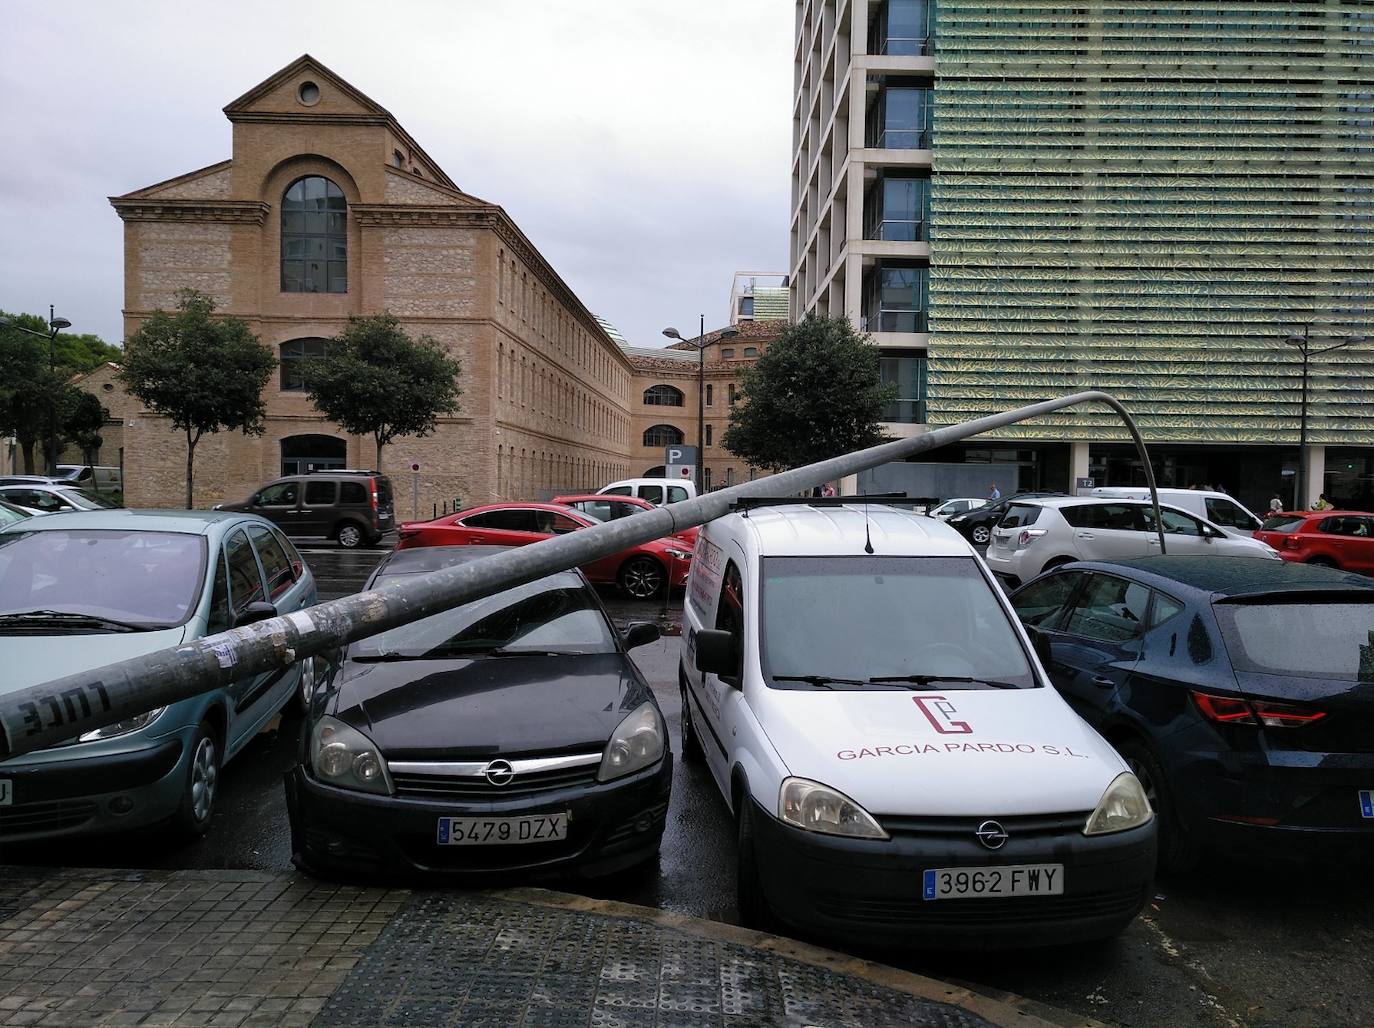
[1285,325,1367,510]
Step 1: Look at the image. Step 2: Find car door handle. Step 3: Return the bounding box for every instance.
[1076,532,1096,539]
[1091,676,1115,689]
[468,534,485,543]
[298,509,313,514]
[1147,538,1160,546]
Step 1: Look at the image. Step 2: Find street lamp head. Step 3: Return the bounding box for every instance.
[662,327,683,341]
[49,317,71,332]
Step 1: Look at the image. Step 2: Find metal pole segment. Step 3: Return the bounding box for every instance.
[0,390,1162,761]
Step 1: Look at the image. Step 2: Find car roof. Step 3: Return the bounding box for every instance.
[553,493,649,505]
[371,544,586,589]
[457,501,586,517]
[1069,555,1374,599]
[1276,509,1371,519]
[1026,496,1186,510]
[0,508,252,535]
[729,503,973,558]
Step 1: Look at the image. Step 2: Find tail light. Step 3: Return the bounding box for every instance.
[1191,691,1326,728]
[368,477,379,514]
[1284,536,1301,550]
[1018,529,1047,547]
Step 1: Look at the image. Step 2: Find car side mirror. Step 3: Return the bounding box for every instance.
[623,622,661,649]
[1028,626,1054,668]
[235,601,278,627]
[695,628,740,686]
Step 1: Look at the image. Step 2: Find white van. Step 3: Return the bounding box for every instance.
[678,500,1156,948]
[598,477,697,505]
[1089,487,1260,538]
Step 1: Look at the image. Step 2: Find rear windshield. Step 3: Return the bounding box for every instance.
[0,529,206,628]
[759,556,1037,690]
[1260,515,1306,533]
[1215,600,1374,682]
[999,504,1042,529]
[60,488,120,509]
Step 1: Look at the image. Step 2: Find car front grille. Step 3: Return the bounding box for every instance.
[877,811,1092,840]
[0,799,98,834]
[389,753,603,801]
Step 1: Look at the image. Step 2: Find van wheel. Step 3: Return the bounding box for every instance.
[618,556,665,600]
[971,525,992,545]
[336,522,364,549]
[678,666,704,764]
[736,799,774,930]
[1117,739,1196,874]
[171,721,221,839]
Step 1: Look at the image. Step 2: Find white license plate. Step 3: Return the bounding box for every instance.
[0,779,10,806]
[436,813,567,846]
[1360,791,1373,819]
[923,863,1064,900]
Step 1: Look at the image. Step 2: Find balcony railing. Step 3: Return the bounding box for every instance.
[868,127,932,149]
[864,309,929,333]
[874,34,933,56]
[867,217,928,242]
[883,398,928,423]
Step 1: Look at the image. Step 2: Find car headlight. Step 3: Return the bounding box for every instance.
[597,701,664,781]
[78,707,166,742]
[779,777,889,840]
[310,715,393,795]
[664,548,692,561]
[1083,772,1153,835]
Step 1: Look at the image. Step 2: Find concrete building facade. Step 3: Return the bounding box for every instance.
[109,55,632,516]
[791,1,1374,512]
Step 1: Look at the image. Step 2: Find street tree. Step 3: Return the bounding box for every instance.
[0,314,109,473]
[304,313,462,471]
[722,314,894,473]
[118,289,276,508]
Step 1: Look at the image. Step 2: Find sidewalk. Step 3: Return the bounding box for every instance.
[0,868,1101,1028]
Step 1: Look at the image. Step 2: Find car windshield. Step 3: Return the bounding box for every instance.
[759,556,1037,690]
[1215,600,1374,682]
[0,529,207,628]
[351,573,617,659]
[1260,515,1307,533]
[58,488,120,509]
[0,502,32,527]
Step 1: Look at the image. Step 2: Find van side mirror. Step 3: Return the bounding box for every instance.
[1028,626,1054,668]
[695,628,740,687]
[623,622,661,649]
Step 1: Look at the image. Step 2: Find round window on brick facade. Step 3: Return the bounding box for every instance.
[298,81,321,105]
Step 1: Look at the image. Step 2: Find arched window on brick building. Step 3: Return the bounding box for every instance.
[643,424,684,448]
[643,384,684,407]
[281,176,347,293]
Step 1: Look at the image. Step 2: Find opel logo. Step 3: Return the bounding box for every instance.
[483,759,515,787]
[975,819,1009,850]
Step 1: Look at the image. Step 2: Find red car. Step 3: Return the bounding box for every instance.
[552,493,699,549]
[1255,510,1374,574]
[396,502,693,599]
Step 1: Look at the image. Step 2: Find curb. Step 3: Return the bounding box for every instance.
[496,886,1110,1028]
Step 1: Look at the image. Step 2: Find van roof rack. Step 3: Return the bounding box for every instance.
[729,494,931,512]
[306,468,381,475]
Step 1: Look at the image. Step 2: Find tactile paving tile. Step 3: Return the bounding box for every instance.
[311,891,998,1028]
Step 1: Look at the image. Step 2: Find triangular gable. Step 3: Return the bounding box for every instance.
[114,160,233,201]
[223,54,390,121]
[383,167,486,207]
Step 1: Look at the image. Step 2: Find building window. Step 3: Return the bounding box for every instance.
[869,0,935,56]
[879,349,928,423]
[281,176,347,293]
[643,384,685,407]
[863,262,929,333]
[865,175,931,241]
[280,434,347,476]
[279,338,332,391]
[706,383,714,406]
[706,425,714,447]
[643,424,684,447]
[728,383,737,405]
[866,82,932,149]
[393,149,405,168]
[704,468,713,490]
[721,348,736,358]
[738,296,755,317]
[743,347,758,357]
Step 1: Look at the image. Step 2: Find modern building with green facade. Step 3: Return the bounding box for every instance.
[791,0,1373,510]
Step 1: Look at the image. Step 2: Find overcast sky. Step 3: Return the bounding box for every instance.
[0,0,792,351]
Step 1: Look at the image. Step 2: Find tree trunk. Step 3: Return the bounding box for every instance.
[19,438,36,475]
[185,429,196,510]
[375,436,384,472]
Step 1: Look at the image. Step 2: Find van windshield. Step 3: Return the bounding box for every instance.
[759,556,1038,690]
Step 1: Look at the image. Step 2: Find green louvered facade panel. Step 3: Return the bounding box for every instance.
[926,0,1374,443]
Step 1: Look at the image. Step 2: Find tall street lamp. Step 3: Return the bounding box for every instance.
[663,318,738,494]
[0,306,71,475]
[1285,325,1367,510]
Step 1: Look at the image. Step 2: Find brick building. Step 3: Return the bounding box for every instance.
[108,55,633,516]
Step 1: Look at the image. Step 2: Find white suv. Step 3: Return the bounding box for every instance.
[985,498,1280,588]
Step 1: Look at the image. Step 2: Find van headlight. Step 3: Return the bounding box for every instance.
[310,716,393,795]
[597,702,664,781]
[779,777,889,839]
[1083,772,1153,835]
[78,707,166,742]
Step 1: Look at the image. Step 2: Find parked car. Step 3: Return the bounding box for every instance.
[54,464,123,493]
[553,492,699,548]
[1255,510,1374,574]
[397,502,693,599]
[0,483,122,516]
[1008,556,1374,870]
[947,491,1065,545]
[985,497,1279,589]
[0,510,318,842]
[216,470,394,548]
[927,497,986,520]
[1090,487,1262,538]
[286,545,670,878]
[598,478,696,504]
[0,499,33,530]
[0,475,71,487]
[679,499,1155,947]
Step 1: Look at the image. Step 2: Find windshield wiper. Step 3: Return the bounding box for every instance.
[771,674,866,689]
[867,674,1021,690]
[352,646,587,663]
[0,609,161,633]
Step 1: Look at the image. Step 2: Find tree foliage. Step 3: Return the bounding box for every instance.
[721,314,895,474]
[304,313,462,470]
[118,289,275,508]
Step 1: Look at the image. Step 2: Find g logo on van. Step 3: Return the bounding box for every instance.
[912,695,972,735]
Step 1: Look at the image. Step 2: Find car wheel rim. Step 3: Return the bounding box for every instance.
[190,736,218,824]
[339,526,361,547]
[624,561,662,599]
[299,657,316,709]
[973,527,990,544]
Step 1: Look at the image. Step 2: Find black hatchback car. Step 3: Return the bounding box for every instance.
[286,545,671,878]
[1009,556,1374,870]
[217,470,394,548]
[947,491,1065,546]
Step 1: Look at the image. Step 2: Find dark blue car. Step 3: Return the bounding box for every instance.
[1008,556,1374,871]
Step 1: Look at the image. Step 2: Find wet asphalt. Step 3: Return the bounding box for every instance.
[7,545,1374,1027]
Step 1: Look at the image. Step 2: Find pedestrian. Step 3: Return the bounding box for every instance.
[988,483,1001,501]
[1268,495,1283,514]
[821,482,836,498]
[1312,493,1333,511]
